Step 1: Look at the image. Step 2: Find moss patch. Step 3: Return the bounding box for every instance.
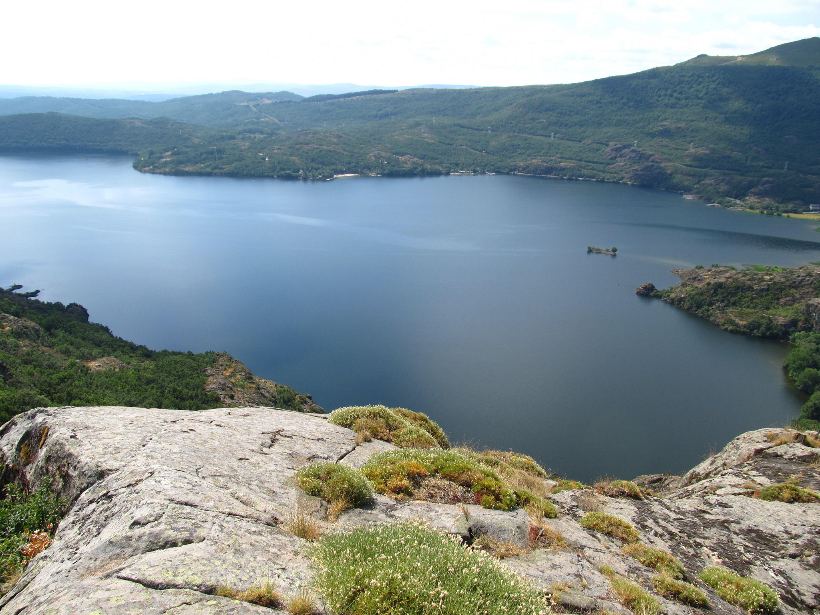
[311,523,548,615]
[699,566,779,614]
[579,511,639,543]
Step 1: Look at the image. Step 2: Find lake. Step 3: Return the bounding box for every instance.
[2,154,819,481]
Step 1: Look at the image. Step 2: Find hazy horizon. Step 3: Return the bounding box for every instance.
[2,0,818,93]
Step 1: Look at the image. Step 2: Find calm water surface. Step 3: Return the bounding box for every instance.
[2,154,819,481]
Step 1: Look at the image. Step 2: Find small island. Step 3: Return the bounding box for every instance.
[587,245,618,256]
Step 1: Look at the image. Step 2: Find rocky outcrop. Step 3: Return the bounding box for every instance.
[655,264,820,338]
[0,407,817,614]
[635,282,657,297]
[204,353,321,413]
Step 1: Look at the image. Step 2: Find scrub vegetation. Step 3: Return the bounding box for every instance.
[311,523,549,615]
[699,566,779,614]
[0,285,315,423]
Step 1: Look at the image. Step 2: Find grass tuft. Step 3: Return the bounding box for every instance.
[215,580,283,608]
[652,574,709,607]
[285,512,322,541]
[295,462,374,518]
[285,590,320,615]
[311,522,548,615]
[329,405,447,449]
[594,479,646,500]
[699,566,779,614]
[622,542,684,578]
[600,566,661,615]
[579,511,639,543]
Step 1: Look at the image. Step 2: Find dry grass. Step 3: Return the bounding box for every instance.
[529,521,567,549]
[286,513,322,541]
[766,429,820,448]
[580,512,639,543]
[472,535,528,559]
[286,590,320,615]
[216,580,283,608]
[576,491,604,512]
[594,479,646,500]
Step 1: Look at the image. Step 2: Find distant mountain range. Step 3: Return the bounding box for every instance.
[0,38,818,209]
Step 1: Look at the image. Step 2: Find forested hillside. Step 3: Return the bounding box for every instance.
[0,286,320,422]
[0,39,818,208]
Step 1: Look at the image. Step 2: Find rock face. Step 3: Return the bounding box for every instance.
[0,407,818,614]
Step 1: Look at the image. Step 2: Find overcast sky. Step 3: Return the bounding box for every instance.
[2,0,819,90]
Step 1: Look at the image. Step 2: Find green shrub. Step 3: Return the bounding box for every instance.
[699,566,779,614]
[329,405,445,449]
[295,463,374,514]
[622,542,684,578]
[393,407,450,448]
[756,482,819,503]
[0,480,64,593]
[579,512,639,543]
[311,523,548,615]
[652,575,709,607]
[600,566,661,615]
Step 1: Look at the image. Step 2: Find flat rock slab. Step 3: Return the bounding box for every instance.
[0,406,360,613]
[0,409,817,615]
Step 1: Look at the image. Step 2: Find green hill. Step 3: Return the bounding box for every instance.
[1,39,818,208]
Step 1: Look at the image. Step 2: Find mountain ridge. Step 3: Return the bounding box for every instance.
[0,38,818,209]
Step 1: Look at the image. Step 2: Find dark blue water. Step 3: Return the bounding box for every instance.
[2,154,819,481]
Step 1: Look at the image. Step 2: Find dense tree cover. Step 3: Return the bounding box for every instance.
[784,332,820,429]
[0,287,310,423]
[0,39,817,208]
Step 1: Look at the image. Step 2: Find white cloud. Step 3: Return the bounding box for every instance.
[1,0,818,88]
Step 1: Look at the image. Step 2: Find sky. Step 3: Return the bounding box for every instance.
[2,0,819,91]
